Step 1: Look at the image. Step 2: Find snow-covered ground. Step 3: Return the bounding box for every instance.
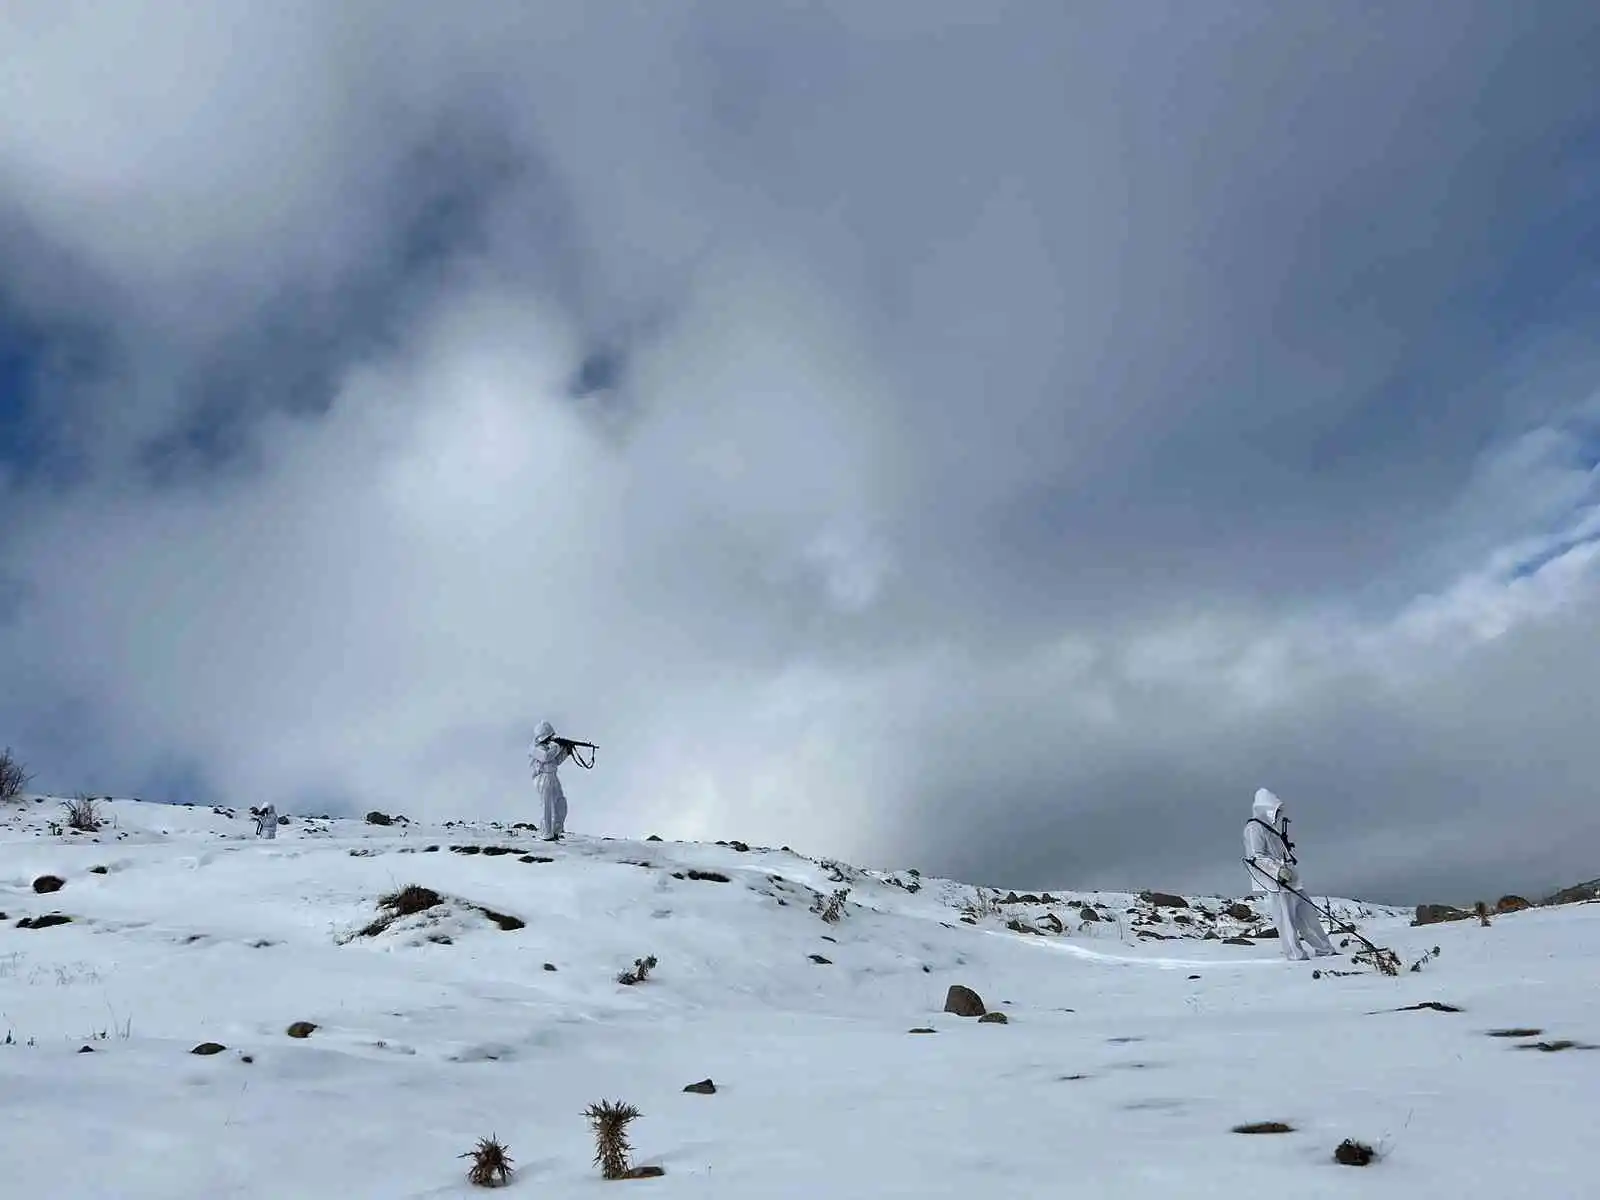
[1,795,1594,1198]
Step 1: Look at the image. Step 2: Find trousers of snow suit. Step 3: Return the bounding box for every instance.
[1266,888,1336,960]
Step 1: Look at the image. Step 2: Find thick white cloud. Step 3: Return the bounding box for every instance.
[3,2,1600,902]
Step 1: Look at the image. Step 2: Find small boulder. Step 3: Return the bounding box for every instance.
[944,984,986,1017]
[683,1078,717,1094]
[1413,904,1469,926]
[1078,906,1101,922]
[32,875,65,894]
[1224,936,1255,946]
[543,963,558,972]
[89,866,109,875]
[809,954,832,965]
[364,810,393,826]
[286,1022,318,1039]
[78,1045,95,1053]
[978,1012,1009,1025]
[1140,891,1189,909]
[908,1027,938,1034]
[1496,895,1531,913]
[1224,902,1254,921]
[191,1042,227,1056]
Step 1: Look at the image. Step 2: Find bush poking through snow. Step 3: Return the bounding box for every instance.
[379,885,443,917]
[62,794,102,832]
[1408,946,1442,973]
[0,748,30,804]
[617,955,658,986]
[585,1099,641,1179]
[1352,945,1403,976]
[461,1135,514,1187]
[1475,901,1492,927]
[811,887,851,924]
[1334,1139,1377,1166]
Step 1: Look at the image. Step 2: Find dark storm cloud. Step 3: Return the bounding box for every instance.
[1,2,1599,903]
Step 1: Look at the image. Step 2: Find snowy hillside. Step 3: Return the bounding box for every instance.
[1,796,1595,1198]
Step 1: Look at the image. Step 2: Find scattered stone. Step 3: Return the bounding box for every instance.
[1413,903,1469,926]
[451,845,483,855]
[1542,878,1600,907]
[820,935,838,943]
[1334,1139,1376,1167]
[626,1166,667,1179]
[364,811,393,826]
[683,1078,716,1094]
[685,869,731,883]
[1515,1039,1596,1052]
[1387,1001,1463,1014]
[978,1012,1009,1025]
[1486,1028,1542,1038]
[646,834,662,842]
[1495,895,1532,913]
[1234,1121,1293,1134]
[89,866,108,875]
[475,906,525,932]
[191,1042,227,1056]
[1224,937,1254,946]
[544,963,558,972]
[1078,906,1102,922]
[1006,918,1041,935]
[1039,912,1065,933]
[944,984,986,1017]
[809,954,832,965]
[481,845,517,857]
[908,1027,938,1034]
[1224,902,1254,921]
[286,1022,318,1039]
[17,914,73,930]
[727,841,751,852]
[31,875,65,894]
[519,855,553,864]
[1140,891,1189,909]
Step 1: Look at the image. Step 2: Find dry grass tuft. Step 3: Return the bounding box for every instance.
[461,1135,514,1187]
[62,794,102,832]
[584,1099,642,1180]
[617,955,658,986]
[380,884,443,917]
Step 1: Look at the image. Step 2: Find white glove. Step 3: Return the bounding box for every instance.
[1278,864,1298,887]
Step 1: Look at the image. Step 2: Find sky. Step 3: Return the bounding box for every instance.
[3,1,1600,906]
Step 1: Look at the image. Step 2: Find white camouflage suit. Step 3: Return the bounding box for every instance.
[529,720,571,841]
[1244,788,1336,961]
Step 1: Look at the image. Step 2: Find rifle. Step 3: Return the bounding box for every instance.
[548,736,598,769]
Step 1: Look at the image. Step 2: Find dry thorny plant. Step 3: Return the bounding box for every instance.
[461,1135,513,1187]
[584,1099,664,1179]
[62,794,102,832]
[811,887,851,924]
[617,954,658,986]
[0,748,30,805]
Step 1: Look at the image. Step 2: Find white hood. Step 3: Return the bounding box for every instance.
[534,720,555,744]
[1253,787,1283,822]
